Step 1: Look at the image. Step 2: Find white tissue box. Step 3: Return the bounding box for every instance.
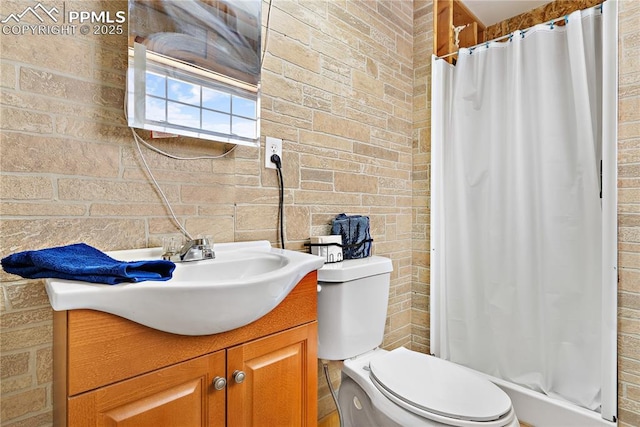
[310,235,343,263]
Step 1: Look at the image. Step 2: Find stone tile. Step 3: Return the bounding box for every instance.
[0,218,146,260]
[3,283,49,310]
[19,68,123,109]
[90,203,195,217]
[301,181,333,191]
[322,58,351,86]
[1,203,87,217]
[0,107,52,134]
[301,168,333,183]
[1,324,53,352]
[1,62,16,89]
[147,217,187,235]
[234,187,283,205]
[621,96,640,123]
[181,184,237,204]
[36,347,52,384]
[621,291,640,311]
[295,190,360,206]
[352,69,383,97]
[621,355,640,381]
[261,70,303,104]
[1,133,119,177]
[313,111,370,142]
[3,411,52,427]
[620,405,640,427]
[334,172,378,194]
[268,32,320,73]
[268,5,310,45]
[620,122,640,140]
[0,352,29,379]
[236,205,279,230]
[1,28,92,78]
[0,387,47,422]
[55,117,131,144]
[1,375,32,394]
[0,286,6,313]
[299,154,361,173]
[0,90,125,123]
[621,269,640,295]
[234,229,279,245]
[94,45,127,74]
[273,99,313,121]
[58,179,179,203]
[285,205,311,240]
[184,217,234,243]
[1,307,52,329]
[298,130,353,152]
[0,176,53,200]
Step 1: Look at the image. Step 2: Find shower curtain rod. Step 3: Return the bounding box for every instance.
[435,2,603,61]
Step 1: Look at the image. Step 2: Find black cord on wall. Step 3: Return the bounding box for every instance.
[271,154,285,249]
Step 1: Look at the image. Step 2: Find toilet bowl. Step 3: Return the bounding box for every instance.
[338,348,519,427]
[317,256,518,427]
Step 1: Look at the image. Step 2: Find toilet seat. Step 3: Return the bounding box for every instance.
[369,347,513,426]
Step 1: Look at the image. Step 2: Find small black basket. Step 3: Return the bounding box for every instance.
[304,239,373,263]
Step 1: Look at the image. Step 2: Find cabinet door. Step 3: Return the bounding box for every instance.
[227,322,318,427]
[68,350,226,427]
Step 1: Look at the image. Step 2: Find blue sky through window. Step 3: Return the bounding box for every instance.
[144,70,257,141]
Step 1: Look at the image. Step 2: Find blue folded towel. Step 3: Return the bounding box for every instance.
[331,213,372,259]
[1,243,175,285]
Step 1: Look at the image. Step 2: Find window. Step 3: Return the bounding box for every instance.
[128,60,259,145]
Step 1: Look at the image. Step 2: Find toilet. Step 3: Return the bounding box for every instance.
[317,256,519,427]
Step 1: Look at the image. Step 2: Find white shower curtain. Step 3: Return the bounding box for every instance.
[431,3,613,412]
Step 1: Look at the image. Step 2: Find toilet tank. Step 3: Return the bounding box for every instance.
[317,256,393,360]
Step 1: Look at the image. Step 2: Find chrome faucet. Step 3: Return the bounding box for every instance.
[162,237,214,262]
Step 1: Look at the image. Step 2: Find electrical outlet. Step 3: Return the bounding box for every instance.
[265,136,283,169]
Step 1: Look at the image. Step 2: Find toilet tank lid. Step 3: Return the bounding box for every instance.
[318,256,393,282]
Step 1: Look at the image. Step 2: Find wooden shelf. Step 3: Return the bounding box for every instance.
[434,0,486,61]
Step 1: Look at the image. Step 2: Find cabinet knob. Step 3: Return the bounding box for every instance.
[233,370,246,384]
[212,376,227,390]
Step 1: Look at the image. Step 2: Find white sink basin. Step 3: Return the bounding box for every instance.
[45,240,324,335]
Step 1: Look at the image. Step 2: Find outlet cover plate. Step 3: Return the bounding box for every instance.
[265,137,283,169]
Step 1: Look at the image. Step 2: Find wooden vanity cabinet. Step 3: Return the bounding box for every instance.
[54,272,318,427]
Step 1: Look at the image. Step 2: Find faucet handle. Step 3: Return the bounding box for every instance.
[162,234,185,259]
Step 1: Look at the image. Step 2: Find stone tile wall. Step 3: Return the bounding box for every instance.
[618,1,640,425]
[412,0,432,356]
[0,0,416,424]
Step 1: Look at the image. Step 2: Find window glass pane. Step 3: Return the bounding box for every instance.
[146,72,166,98]
[146,96,166,122]
[202,87,231,113]
[202,110,231,134]
[167,78,201,106]
[232,95,256,119]
[232,116,257,139]
[167,101,200,128]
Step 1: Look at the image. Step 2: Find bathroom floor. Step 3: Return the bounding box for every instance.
[318,412,533,427]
